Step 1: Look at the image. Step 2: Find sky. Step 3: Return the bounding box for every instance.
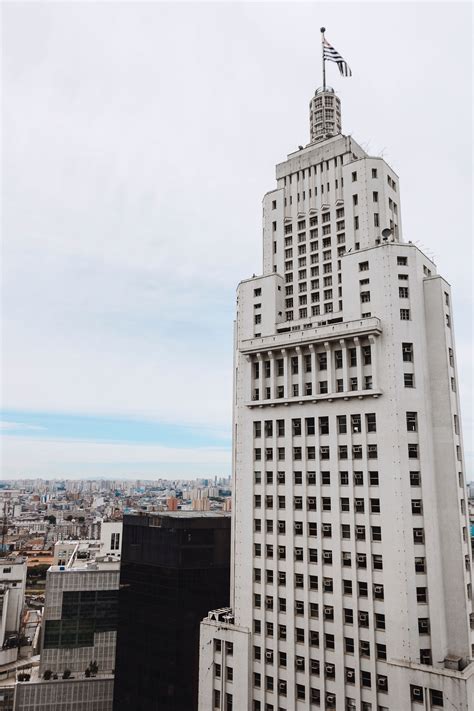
[1,1,472,479]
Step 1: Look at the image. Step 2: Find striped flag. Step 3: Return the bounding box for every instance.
[323,38,352,77]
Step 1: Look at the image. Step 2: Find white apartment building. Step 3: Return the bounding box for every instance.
[199,84,474,710]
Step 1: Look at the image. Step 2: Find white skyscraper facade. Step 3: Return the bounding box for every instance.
[199,82,474,710]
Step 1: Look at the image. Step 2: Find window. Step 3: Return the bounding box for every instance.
[319,416,329,435]
[213,690,221,708]
[408,443,419,459]
[254,315,261,324]
[406,411,418,432]
[340,471,349,485]
[360,291,370,303]
[397,256,408,266]
[416,587,428,603]
[430,689,444,707]
[354,216,359,230]
[359,261,369,271]
[402,342,413,362]
[404,373,414,388]
[374,213,379,227]
[372,168,377,178]
[369,471,379,485]
[352,171,357,182]
[400,308,410,320]
[410,685,424,703]
[366,413,376,432]
[371,526,382,541]
[399,286,409,298]
[254,288,261,297]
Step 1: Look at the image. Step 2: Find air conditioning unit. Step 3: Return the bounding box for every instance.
[343,552,351,560]
[296,603,304,611]
[322,524,331,532]
[278,522,285,530]
[324,607,333,616]
[374,585,383,594]
[359,612,368,622]
[346,669,355,680]
[356,528,365,535]
[325,664,334,674]
[412,688,422,699]
[295,523,303,531]
[277,473,285,482]
[323,579,332,588]
[323,551,332,559]
[357,554,366,562]
[353,427,360,433]
[278,547,285,554]
[296,658,304,668]
[279,682,286,691]
[265,598,272,607]
[378,678,387,688]
[265,651,273,660]
[326,695,335,705]
[308,498,316,505]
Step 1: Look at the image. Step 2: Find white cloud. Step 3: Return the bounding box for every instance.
[1,435,231,478]
[2,2,472,473]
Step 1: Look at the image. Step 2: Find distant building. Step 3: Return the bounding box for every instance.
[113,512,231,711]
[39,558,119,678]
[0,558,27,666]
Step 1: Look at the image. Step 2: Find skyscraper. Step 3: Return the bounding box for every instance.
[199,71,474,709]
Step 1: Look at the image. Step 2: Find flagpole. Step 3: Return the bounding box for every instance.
[320,27,326,90]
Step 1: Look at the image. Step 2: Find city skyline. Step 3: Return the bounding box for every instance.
[2,2,472,479]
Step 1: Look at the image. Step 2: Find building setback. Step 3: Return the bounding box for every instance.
[198,82,474,709]
[113,512,230,711]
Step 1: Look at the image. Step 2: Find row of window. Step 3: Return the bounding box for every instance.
[254,444,383,461]
[253,375,374,400]
[253,561,427,591]
[254,348,372,378]
[254,471,384,486]
[254,525,383,552]
[254,470,422,487]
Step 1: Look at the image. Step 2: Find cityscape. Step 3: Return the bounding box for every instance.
[2,3,473,711]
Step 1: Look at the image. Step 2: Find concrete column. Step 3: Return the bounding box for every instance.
[256,353,264,401]
[268,350,275,400]
[368,335,378,390]
[309,344,316,397]
[281,349,290,400]
[295,346,303,398]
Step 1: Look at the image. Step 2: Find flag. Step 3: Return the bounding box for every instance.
[323,38,352,77]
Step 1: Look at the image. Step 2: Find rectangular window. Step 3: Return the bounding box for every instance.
[404,373,415,388]
[400,308,410,320]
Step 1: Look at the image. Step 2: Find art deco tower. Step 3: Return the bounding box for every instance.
[199,73,474,711]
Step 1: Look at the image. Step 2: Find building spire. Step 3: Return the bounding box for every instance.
[309,28,351,143]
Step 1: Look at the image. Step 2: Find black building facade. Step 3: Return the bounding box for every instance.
[113,512,230,711]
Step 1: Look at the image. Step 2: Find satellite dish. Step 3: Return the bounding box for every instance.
[381,228,392,238]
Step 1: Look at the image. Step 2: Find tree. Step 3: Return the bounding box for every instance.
[44,515,56,525]
[43,670,52,680]
[62,669,71,679]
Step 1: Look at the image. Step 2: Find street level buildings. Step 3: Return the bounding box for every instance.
[199,83,474,710]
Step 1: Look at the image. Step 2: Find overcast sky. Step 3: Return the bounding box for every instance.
[1,1,472,479]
